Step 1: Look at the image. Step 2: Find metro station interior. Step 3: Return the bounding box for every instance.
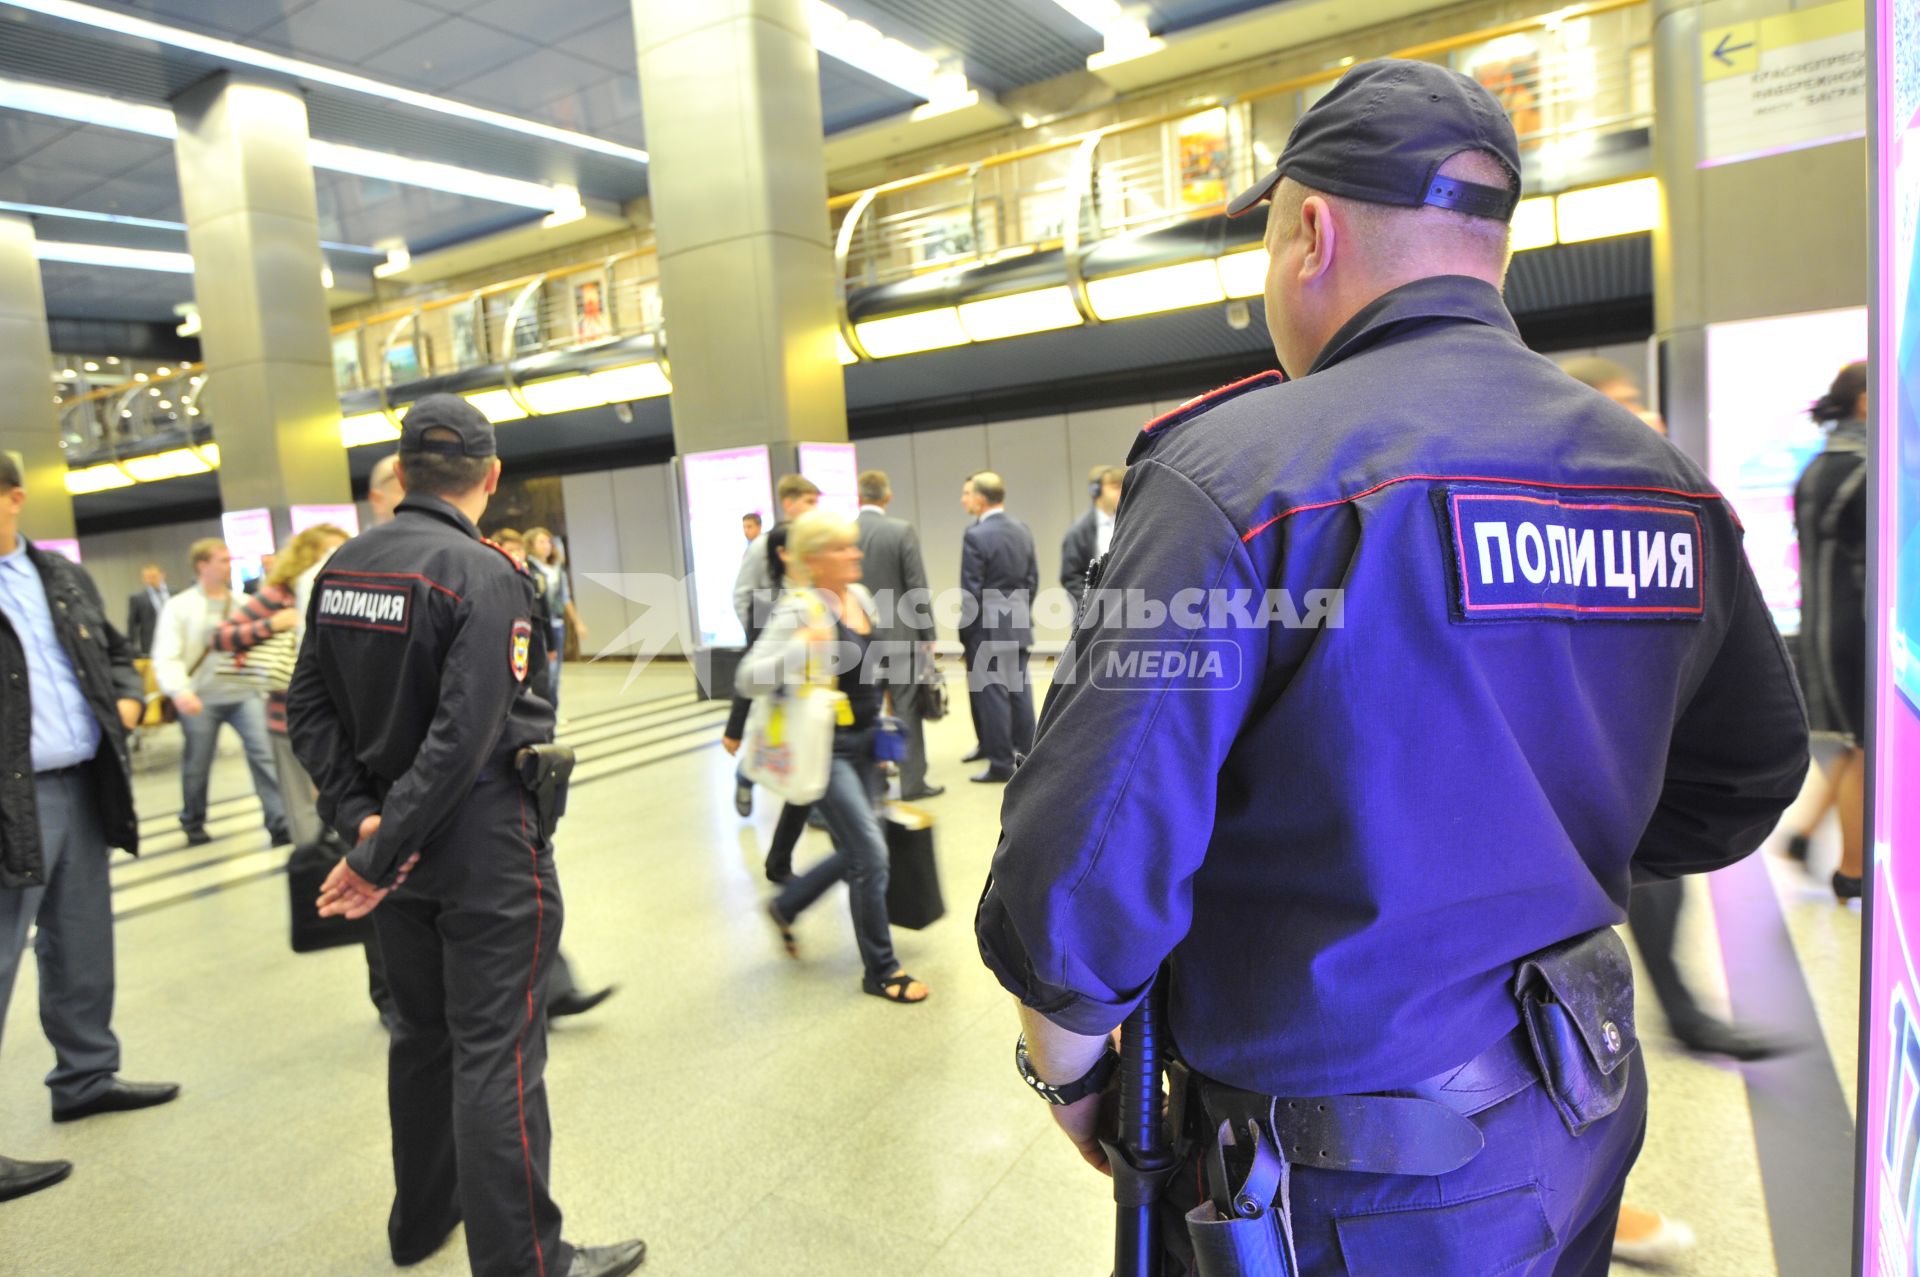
[0,0,1908,1274]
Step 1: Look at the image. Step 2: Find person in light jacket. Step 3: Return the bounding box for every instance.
[738,510,929,1005]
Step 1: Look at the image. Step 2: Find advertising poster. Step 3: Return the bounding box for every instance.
[681,446,773,650]
[450,302,482,368]
[1706,308,1868,634]
[1460,34,1544,149]
[798,441,860,520]
[332,333,363,392]
[383,339,421,385]
[573,278,609,344]
[1176,108,1230,208]
[1861,4,1920,1272]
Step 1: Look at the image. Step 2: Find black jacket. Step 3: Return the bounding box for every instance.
[126,587,165,656]
[288,496,554,886]
[959,511,1040,651]
[1060,507,1100,605]
[1,542,144,888]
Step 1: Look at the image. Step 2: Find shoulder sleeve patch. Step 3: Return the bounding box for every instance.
[511,618,532,681]
[315,579,412,633]
[1130,370,1286,462]
[1440,484,1707,622]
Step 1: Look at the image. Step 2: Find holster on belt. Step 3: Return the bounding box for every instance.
[515,744,576,841]
[1511,925,1639,1136]
[1184,1117,1297,1277]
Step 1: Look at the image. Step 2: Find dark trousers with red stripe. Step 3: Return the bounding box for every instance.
[373,776,570,1277]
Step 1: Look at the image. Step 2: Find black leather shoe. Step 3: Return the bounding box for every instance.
[53,1080,180,1123]
[900,785,946,801]
[270,830,293,848]
[565,1238,647,1276]
[970,766,1015,784]
[183,828,213,847]
[1674,1019,1794,1062]
[550,987,616,1019]
[1834,870,1864,901]
[961,747,986,763]
[733,779,753,818]
[0,1154,71,1202]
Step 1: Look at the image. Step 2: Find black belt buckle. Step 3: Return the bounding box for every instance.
[514,744,576,840]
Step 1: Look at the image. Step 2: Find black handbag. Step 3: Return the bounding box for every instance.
[286,832,375,954]
[883,803,946,929]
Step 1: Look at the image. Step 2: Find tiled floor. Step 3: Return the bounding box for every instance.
[0,661,1861,1275]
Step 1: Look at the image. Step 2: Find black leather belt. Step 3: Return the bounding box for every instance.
[33,760,91,780]
[1194,1025,1536,1179]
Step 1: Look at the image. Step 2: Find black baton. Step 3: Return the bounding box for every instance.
[1105,977,1175,1277]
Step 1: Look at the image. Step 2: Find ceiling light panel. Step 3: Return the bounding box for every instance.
[35,241,194,272]
[0,0,648,164]
[853,308,970,358]
[520,376,609,416]
[462,390,529,424]
[956,287,1083,341]
[586,363,672,402]
[1215,249,1268,300]
[1085,260,1225,322]
[339,411,400,447]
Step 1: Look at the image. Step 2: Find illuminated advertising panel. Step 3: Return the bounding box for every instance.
[681,445,772,649]
[1860,4,1920,1271]
[1706,307,1868,634]
[798,442,859,519]
[290,504,361,537]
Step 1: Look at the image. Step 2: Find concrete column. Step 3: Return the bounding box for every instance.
[1652,0,1868,465]
[0,216,75,540]
[631,0,848,453]
[172,73,348,534]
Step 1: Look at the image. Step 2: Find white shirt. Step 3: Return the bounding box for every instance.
[859,504,886,517]
[979,507,1004,523]
[151,585,243,702]
[1096,507,1116,558]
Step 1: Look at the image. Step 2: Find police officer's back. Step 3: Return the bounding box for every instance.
[287,396,645,1277]
[977,62,1808,1276]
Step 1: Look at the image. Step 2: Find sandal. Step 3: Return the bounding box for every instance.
[765,902,799,959]
[862,971,930,1004]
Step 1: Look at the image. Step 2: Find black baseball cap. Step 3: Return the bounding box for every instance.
[399,393,497,458]
[1227,58,1522,222]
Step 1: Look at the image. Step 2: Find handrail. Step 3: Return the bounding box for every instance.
[68,361,202,406]
[825,0,1646,210]
[331,244,655,335]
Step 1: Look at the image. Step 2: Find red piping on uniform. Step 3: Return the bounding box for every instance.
[1240,473,1727,543]
[514,790,547,1277]
[1143,371,1284,434]
[324,568,464,602]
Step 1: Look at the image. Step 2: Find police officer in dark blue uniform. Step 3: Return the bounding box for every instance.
[976,61,1809,1275]
[287,396,645,1277]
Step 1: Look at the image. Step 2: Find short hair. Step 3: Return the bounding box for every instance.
[188,537,226,570]
[743,511,763,525]
[971,471,1006,505]
[491,527,525,549]
[776,474,821,505]
[140,561,162,572]
[368,453,401,494]
[858,470,891,505]
[1097,465,1125,489]
[0,453,20,492]
[784,509,859,585]
[1559,356,1637,392]
[1271,149,1516,277]
[399,428,491,498]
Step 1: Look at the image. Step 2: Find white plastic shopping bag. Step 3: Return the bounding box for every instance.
[741,687,842,805]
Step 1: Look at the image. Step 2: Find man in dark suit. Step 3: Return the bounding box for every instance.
[958,471,1038,783]
[124,562,169,657]
[1060,465,1123,608]
[856,470,943,801]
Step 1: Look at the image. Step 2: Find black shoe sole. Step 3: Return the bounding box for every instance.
[52,1087,180,1123]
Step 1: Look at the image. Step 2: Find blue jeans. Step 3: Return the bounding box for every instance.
[773,753,898,982]
[548,623,565,709]
[179,696,288,839]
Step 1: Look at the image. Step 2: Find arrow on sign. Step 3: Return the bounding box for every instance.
[1713,32,1756,65]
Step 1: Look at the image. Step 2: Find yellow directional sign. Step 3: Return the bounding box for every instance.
[1700,0,1866,166]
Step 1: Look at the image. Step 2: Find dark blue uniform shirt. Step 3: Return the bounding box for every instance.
[288,495,554,887]
[976,275,1809,1097]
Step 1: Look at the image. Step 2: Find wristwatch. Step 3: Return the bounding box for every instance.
[1015,1032,1118,1106]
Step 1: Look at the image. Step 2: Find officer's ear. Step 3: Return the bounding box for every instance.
[482,458,503,496]
[1298,195,1337,283]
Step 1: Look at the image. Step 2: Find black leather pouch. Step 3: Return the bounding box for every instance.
[1511,927,1638,1137]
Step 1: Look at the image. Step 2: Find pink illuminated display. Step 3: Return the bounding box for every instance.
[1860,4,1920,1272]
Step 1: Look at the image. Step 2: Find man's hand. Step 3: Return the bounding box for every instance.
[268,607,299,634]
[172,691,203,717]
[117,698,143,730]
[315,815,416,920]
[1051,1091,1113,1175]
[722,736,742,757]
